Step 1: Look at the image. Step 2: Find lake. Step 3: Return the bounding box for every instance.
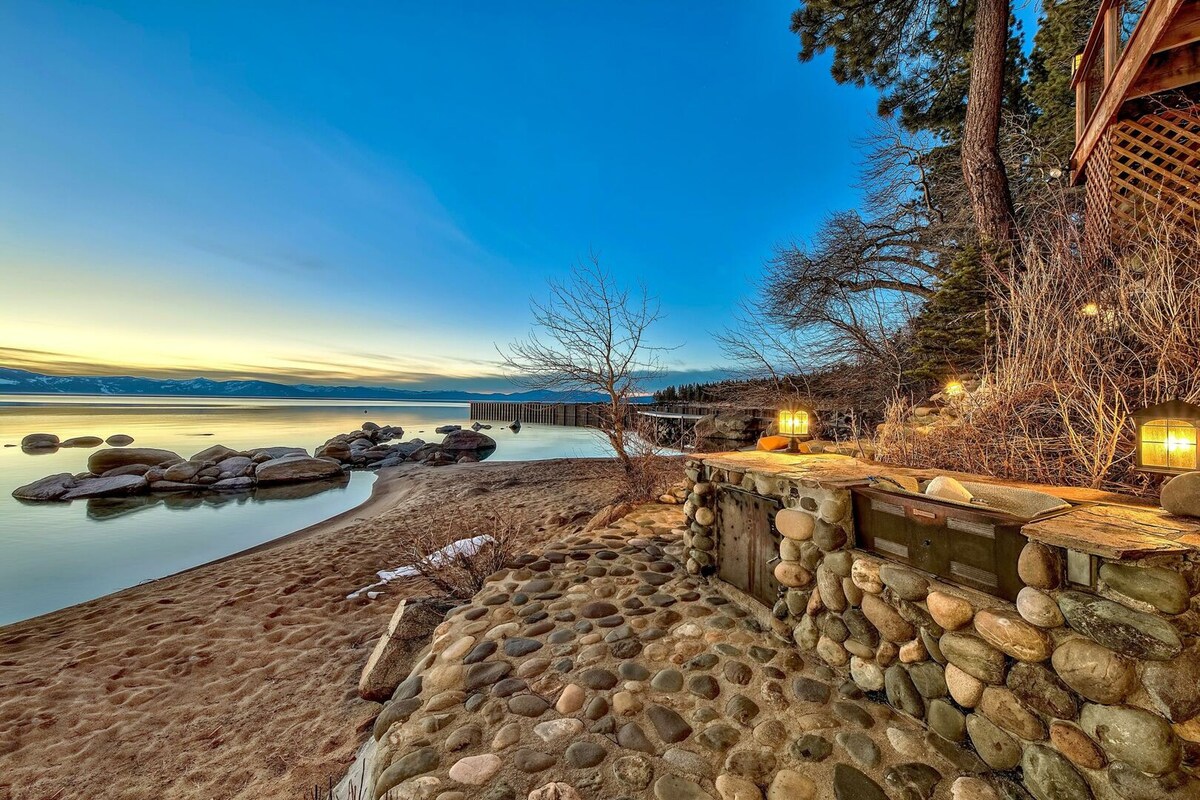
[0,395,616,626]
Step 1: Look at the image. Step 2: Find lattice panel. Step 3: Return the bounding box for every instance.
[1107,105,1200,240]
[1083,134,1113,266]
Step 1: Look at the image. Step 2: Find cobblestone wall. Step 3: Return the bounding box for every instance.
[684,457,1200,798]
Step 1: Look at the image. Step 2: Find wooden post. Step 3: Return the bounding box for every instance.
[1104,3,1120,79]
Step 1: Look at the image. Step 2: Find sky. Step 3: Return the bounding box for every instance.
[0,1,1008,392]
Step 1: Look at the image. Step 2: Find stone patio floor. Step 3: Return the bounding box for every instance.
[367,504,1021,800]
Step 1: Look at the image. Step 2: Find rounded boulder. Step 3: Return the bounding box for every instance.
[88,447,181,474]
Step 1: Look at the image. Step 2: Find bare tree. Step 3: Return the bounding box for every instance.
[714,122,953,415]
[500,254,673,473]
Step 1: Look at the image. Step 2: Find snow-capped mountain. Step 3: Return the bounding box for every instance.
[0,367,616,403]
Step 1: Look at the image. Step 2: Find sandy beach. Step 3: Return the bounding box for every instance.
[0,458,628,800]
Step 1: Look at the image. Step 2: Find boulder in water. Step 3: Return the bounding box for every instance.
[246,446,308,460]
[103,463,152,478]
[105,434,135,446]
[21,433,59,449]
[212,476,256,492]
[59,436,104,448]
[317,441,352,461]
[87,447,181,474]
[191,444,241,463]
[255,455,344,484]
[12,473,77,501]
[441,429,496,454]
[216,455,254,476]
[61,474,148,500]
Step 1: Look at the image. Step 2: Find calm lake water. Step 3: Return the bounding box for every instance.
[0,395,615,626]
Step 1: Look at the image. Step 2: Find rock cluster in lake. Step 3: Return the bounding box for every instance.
[16,432,136,451]
[12,422,498,502]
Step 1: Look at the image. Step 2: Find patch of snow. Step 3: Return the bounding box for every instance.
[346,535,494,600]
[0,378,17,385]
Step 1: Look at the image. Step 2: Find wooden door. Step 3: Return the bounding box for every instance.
[717,487,782,608]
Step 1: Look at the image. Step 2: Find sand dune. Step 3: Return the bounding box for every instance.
[0,459,625,800]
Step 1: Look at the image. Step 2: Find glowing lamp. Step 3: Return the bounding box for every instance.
[778,409,811,453]
[1081,302,1100,317]
[944,380,965,398]
[1133,400,1200,475]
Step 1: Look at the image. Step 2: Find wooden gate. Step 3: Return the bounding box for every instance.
[716,487,782,608]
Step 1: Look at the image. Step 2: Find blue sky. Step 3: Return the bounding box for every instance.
[0,2,1033,392]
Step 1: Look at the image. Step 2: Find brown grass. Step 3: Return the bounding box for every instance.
[618,416,684,502]
[385,509,532,599]
[878,210,1200,495]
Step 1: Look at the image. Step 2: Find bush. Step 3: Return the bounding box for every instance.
[615,416,684,502]
[387,509,531,599]
[878,210,1200,495]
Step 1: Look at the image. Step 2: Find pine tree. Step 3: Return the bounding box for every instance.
[1027,0,1102,169]
[909,246,989,383]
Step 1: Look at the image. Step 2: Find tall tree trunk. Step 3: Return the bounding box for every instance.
[962,0,1019,269]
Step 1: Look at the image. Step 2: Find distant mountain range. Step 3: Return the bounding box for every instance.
[0,367,622,403]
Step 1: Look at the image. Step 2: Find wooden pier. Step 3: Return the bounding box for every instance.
[468,401,774,430]
[467,400,779,450]
[467,401,616,427]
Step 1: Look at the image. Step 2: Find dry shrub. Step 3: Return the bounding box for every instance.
[878,209,1200,494]
[390,509,531,599]
[616,416,684,501]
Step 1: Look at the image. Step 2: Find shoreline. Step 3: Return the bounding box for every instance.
[0,467,403,633]
[0,457,628,799]
[193,464,415,568]
[1,456,616,632]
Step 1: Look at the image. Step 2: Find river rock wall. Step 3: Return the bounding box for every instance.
[683,457,1200,799]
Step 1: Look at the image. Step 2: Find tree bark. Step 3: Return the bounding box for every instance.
[962,0,1019,268]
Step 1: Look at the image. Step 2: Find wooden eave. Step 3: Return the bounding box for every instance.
[1071,0,1194,184]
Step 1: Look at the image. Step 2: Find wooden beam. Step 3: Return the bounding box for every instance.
[1154,2,1200,52]
[1076,80,1088,146]
[1071,0,1187,183]
[1128,41,1200,96]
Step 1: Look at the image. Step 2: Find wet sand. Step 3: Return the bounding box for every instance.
[0,458,627,800]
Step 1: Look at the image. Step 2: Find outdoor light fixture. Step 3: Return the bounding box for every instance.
[1081,302,1100,317]
[944,380,966,398]
[778,409,811,453]
[1133,400,1200,475]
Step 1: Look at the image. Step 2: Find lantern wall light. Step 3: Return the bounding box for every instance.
[1133,400,1200,475]
[778,409,811,453]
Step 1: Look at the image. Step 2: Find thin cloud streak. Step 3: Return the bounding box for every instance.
[1,346,734,392]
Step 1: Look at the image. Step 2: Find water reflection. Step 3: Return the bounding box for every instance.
[82,475,354,520]
[251,476,352,501]
[86,494,161,520]
[0,396,616,625]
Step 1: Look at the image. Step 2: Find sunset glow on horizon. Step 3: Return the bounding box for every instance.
[1,1,887,392]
